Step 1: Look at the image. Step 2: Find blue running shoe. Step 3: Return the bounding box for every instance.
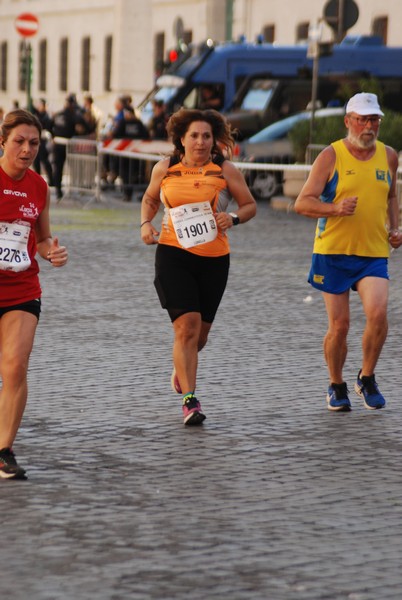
[326,382,352,412]
[354,371,385,410]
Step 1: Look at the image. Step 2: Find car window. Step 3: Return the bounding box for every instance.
[249,113,309,142]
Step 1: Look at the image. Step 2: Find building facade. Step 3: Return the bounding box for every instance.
[0,0,400,119]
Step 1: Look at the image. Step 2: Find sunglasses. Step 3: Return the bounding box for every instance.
[348,115,382,126]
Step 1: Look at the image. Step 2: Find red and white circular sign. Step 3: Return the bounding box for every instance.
[15,13,39,37]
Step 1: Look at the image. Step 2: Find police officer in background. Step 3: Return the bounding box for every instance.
[148,100,168,140]
[33,98,54,187]
[112,95,149,201]
[51,94,87,199]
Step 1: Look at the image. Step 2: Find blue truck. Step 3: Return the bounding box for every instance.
[138,35,402,139]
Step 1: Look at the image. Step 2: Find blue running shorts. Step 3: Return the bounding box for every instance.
[308,254,389,294]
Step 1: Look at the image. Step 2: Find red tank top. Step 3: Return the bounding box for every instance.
[0,166,47,306]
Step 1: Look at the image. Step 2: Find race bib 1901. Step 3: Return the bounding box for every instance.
[0,221,31,272]
[170,201,217,249]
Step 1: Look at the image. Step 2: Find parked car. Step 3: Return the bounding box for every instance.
[234,107,345,199]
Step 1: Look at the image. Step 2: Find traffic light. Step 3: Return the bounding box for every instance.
[19,43,32,91]
[168,48,179,63]
[18,43,33,110]
[19,48,28,90]
[164,40,189,71]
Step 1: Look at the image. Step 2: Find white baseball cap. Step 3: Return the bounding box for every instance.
[345,93,384,116]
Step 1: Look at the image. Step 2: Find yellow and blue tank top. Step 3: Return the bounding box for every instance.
[159,155,231,257]
[313,140,391,257]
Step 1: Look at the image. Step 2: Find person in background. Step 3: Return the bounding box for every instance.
[0,109,68,479]
[140,108,256,425]
[199,84,223,110]
[122,103,149,201]
[100,95,127,189]
[104,95,149,201]
[33,98,54,187]
[51,94,87,199]
[148,100,168,140]
[294,92,402,412]
[100,95,128,189]
[82,94,102,139]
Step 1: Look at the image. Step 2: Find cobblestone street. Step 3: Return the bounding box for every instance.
[2,197,402,600]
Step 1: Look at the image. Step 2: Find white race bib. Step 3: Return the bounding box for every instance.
[0,221,31,272]
[170,201,217,249]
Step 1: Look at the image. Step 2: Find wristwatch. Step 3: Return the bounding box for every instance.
[229,212,240,226]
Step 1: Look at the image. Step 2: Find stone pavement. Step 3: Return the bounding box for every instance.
[2,196,402,600]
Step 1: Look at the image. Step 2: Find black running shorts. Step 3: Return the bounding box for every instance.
[0,298,41,320]
[154,244,230,323]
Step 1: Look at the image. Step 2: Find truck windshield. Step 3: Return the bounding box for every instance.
[240,79,278,111]
[138,43,214,124]
[140,86,180,124]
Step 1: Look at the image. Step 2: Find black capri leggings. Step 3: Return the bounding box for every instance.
[154,244,230,323]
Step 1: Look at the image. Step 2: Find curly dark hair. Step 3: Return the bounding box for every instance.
[1,109,42,143]
[166,108,235,159]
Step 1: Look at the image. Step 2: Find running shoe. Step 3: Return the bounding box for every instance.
[171,368,182,394]
[326,382,352,412]
[0,448,27,480]
[182,394,206,426]
[354,370,386,410]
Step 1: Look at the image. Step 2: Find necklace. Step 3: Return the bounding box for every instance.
[182,155,211,169]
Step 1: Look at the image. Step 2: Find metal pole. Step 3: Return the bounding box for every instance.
[309,53,319,146]
[95,145,102,203]
[26,43,33,112]
[225,0,234,41]
[337,0,345,43]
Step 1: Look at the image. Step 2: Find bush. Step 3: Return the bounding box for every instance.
[288,116,345,162]
[289,110,402,163]
[377,111,402,151]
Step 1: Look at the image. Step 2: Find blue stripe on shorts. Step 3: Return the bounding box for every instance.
[308,254,389,294]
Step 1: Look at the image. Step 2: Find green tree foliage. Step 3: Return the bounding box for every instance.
[288,116,345,162]
[289,111,402,163]
[377,111,402,151]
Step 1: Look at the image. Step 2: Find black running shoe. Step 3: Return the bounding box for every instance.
[0,448,27,480]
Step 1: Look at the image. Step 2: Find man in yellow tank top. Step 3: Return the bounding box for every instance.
[295,93,402,412]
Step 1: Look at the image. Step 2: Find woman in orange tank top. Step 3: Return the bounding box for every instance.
[141,108,256,426]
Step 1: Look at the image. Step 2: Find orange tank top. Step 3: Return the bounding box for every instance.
[159,155,231,257]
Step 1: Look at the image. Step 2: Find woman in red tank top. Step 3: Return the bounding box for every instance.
[0,110,68,479]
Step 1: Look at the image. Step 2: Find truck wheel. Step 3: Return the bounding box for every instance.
[251,171,280,200]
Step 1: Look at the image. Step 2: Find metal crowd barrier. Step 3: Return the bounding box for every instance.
[59,137,173,203]
[64,137,98,200]
[60,136,313,205]
[54,137,402,221]
[97,139,173,202]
